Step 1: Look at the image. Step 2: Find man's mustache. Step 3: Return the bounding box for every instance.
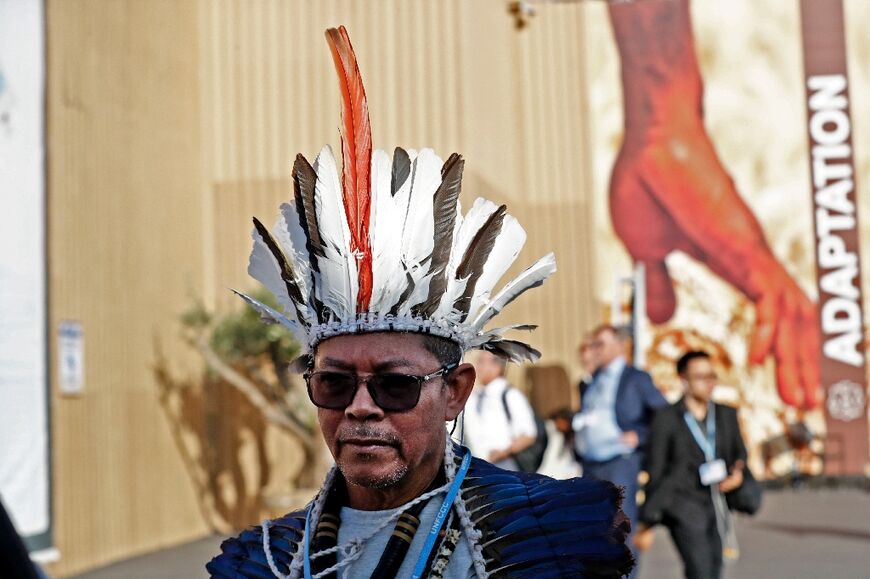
[336,425,400,447]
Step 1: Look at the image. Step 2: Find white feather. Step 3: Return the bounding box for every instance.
[451,198,463,246]
[313,145,358,322]
[275,203,313,320]
[247,228,298,318]
[401,149,441,270]
[370,148,419,314]
[387,149,440,313]
[466,215,527,319]
[434,276,469,324]
[369,149,404,315]
[471,252,557,332]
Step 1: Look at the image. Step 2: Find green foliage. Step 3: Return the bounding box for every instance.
[180,298,212,330]
[181,289,301,366]
[177,289,319,475]
[214,289,301,365]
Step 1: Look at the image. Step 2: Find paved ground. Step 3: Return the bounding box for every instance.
[73,488,870,579]
[637,488,870,579]
[71,535,224,579]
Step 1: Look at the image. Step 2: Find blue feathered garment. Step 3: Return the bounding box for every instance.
[206,454,634,578]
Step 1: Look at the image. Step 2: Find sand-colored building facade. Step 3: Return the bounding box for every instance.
[45,1,599,575]
[39,0,870,575]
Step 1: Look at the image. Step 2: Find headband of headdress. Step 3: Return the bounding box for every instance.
[235,26,556,362]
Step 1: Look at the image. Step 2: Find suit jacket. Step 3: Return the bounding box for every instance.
[579,364,667,453]
[639,400,748,526]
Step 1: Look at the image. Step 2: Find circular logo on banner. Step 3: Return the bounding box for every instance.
[826,380,866,422]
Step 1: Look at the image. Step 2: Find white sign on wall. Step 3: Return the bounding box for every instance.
[58,321,84,395]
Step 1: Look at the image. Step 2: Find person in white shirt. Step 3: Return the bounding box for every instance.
[464,351,537,471]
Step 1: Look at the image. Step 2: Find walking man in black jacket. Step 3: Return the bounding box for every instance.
[635,351,749,579]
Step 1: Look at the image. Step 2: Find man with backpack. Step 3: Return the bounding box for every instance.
[464,351,546,473]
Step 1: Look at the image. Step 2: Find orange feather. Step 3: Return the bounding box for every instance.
[325,26,373,312]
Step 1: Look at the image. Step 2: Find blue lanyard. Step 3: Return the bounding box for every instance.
[302,447,472,579]
[683,403,716,461]
[410,449,471,579]
[303,504,313,579]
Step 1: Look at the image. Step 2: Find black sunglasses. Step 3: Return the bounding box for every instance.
[304,362,459,412]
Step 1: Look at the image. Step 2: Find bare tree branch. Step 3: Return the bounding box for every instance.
[193,336,317,453]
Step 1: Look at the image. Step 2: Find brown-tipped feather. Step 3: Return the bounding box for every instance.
[453,205,507,318]
[418,154,464,317]
[252,217,307,319]
[292,154,325,319]
[325,26,373,311]
[292,154,323,263]
[483,339,541,363]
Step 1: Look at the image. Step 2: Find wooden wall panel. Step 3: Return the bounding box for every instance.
[46,1,208,575]
[43,2,870,574]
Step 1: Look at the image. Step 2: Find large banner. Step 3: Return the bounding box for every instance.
[800,0,868,475]
[586,0,869,477]
[0,0,51,550]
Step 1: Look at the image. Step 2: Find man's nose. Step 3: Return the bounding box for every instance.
[344,380,384,420]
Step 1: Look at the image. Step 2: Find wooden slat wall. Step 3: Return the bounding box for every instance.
[46,0,596,575]
[50,0,870,575]
[46,1,208,576]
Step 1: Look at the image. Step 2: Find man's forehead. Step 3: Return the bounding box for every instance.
[318,355,419,372]
[314,332,435,369]
[687,357,712,372]
[595,328,616,340]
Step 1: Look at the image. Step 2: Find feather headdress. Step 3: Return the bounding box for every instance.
[237,26,556,362]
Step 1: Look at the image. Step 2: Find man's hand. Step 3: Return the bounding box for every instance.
[633,523,655,552]
[488,448,510,463]
[489,433,536,463]
[719,460,745,493]
[620,430,640,449]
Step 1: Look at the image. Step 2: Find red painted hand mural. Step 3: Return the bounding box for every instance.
[607,0,820,409]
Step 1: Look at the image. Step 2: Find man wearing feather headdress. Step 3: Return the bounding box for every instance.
[207,26,633,579]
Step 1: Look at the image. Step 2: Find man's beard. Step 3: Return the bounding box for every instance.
[341,459,410,489]
[335,424,408,489]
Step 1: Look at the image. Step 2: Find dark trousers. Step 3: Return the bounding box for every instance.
[583,453,642,579]
[666,506,723,579]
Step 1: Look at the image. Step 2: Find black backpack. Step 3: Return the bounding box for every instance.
[500,387,549,473]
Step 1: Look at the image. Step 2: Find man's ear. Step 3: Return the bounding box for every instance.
[444,362,476,421]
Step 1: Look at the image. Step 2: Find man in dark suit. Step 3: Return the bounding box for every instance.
[574,324,667,575]
[634,351,749,579]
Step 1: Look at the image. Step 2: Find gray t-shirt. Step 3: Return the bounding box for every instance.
[335,493,475,578]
